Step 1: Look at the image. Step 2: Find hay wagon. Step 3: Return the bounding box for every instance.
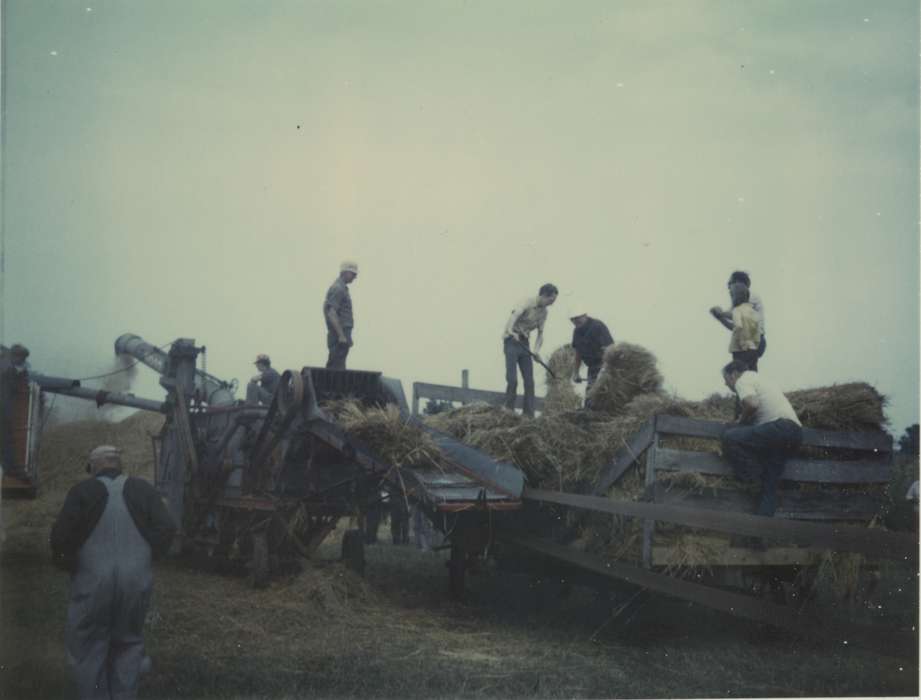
[499,413,916,652]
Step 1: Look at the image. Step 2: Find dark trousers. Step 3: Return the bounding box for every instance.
[326,327,353,370]
[390,501,409,545]
[245,381,273,405]
[364,503,382,544]
[721,419,803,517]
[732,350,760,372]
[504,337,535,417]
[584,363,602,408]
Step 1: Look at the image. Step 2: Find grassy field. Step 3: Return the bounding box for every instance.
[1,511,917,700]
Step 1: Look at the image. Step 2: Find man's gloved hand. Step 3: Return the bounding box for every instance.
[250,374,262,383]
[709,306,724,318]
[572,374,585,383]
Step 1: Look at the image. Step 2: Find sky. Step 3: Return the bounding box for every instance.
[2,0,919,434]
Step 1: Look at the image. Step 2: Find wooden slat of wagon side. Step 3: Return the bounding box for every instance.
[412,382,545,413]
[655,415,892,453]
[502,533,915,655]
[651,538,823,566]
[654,448,891,484]
[524,488,917,562]
[593,419,655,496]
[653,484,885,521]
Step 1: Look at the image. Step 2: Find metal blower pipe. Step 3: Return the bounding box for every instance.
[36,382,167,413]
[114,333,168,374]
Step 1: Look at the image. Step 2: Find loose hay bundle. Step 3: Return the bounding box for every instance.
[424,402,525,440]
[543,345,582,415]
[786,383,888,432]
[330,400,446,470]
[586,342,664,415]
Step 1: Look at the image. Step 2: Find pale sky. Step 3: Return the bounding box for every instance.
[3,1,919,434]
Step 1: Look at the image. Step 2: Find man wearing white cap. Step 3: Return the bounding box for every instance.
[51,444,176,700]
[569,311,614,402]
[324,261,359,370]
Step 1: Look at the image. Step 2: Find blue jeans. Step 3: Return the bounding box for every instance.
[721,419,803,517]
[504,337,535,417]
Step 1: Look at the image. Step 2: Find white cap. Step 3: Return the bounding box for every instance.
[567,306,587,320]
[89,445,121,466]
[340,260,359,274]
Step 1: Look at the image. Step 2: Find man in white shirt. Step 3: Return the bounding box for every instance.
[502,283,558,418]
[710,270,766,368]
[720,360,803,517]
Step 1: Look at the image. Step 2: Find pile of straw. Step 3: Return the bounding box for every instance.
[787,383,888,432]
[326,400,447,471]
[425,403,525,441]
[586,342,664,415]
[543,345,582,415]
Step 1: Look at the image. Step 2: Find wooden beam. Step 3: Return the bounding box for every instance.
[523,488,918,562]
[654,448,890,484]
[651,540,822,567]
[412,382,545,411]
[642,420,659,568]
[655,415,892,453]
[653,484,885,522]
[502,533,914,655]
[592,418,655,495]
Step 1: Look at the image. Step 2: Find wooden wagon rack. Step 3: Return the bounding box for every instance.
[503,414,917,654]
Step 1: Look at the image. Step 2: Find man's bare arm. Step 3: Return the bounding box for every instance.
[738,396,759,425]
[710,306,734,330]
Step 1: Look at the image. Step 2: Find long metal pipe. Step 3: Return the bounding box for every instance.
[34,378,167,413]
[114,333,235,406]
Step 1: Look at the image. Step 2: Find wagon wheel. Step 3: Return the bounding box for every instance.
[448,540,467,601]
[277,370,305,413]
[341,529,365,576]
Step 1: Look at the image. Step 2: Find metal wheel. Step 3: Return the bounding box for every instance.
[448,540,467,601]
[249,531,270,589]
[341,529,365,576]
[278,370,305,413]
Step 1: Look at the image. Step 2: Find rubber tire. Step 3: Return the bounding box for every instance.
[448,541,466,601]
[342,529,365,577]
[249,532,270,589]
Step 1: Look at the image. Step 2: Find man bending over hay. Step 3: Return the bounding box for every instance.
[568,310,614,405]
[721,360,803,517]
[502,283,558,418]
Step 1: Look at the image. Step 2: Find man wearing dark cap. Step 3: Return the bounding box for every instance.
[710,270,766,367]
[51,444,176,700]
[1,344,31,479]
[246,354,281,405]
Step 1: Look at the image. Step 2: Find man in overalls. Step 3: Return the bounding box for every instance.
[51,444,176,700]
